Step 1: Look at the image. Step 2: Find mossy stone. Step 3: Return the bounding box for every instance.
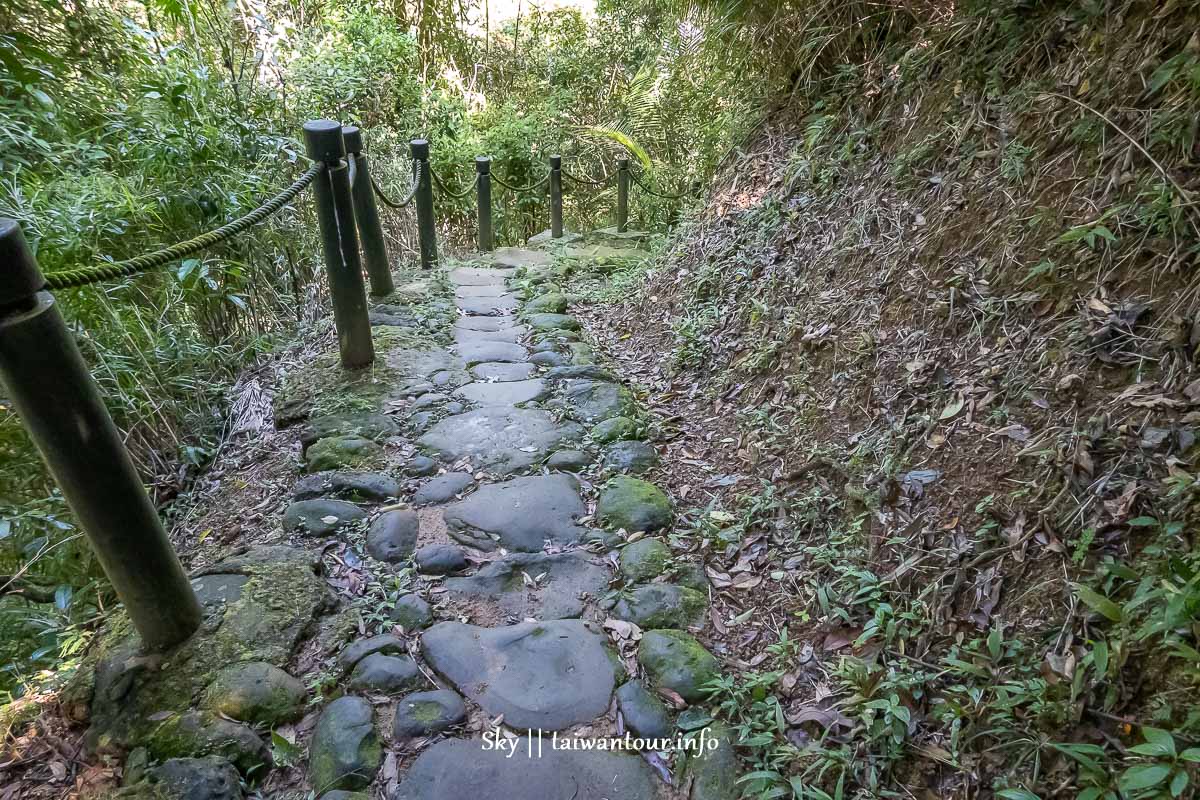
[615,681,673,740]
[347,653,423,694]
[338,634,405,673]
[300,412,398,453]
[305,436,384,472]
[613,584,706,629]
[637,630,719,703]
[590,416,640,444]
[308,696,381,792]
[200,662,306,727]
[390,594,433,630]
[596,477,673,533]
[141,711,269,776]
[602,441,659,475]
[526,313,579,332]
[619,538,671,583]
[525,292,568,314]
[678,722,739,800]
[392,690,467,738]
[283,499,366,537]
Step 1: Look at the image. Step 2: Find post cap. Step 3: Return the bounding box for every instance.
[341,125,364,154]
[410,139,430,160]
[617,158,630,169]
[0,219,46,305]
[550,155,562,168]
[475,156,491,173]
[303,120,345,163]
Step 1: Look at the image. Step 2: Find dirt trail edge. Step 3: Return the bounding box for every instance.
[76,231,737,800]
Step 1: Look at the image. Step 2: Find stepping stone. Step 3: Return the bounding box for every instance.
[308,696,381,792]
[338,634,405,672]
[404,455,438,476]
[613,584,707,629]
[418,408,583,476]
[429,369,471,389]
[384,347,465,380]
[391,594,433,630]
[454,327,523,345]
[528,229,584,246]
[200,663,306,728]
[493,247,553,269]
[366,510,419,563]
[442,474,588,552]
[596,477,673,533]
[471,362,534,382]
[561,380,634,422]
[458,295,518,316]
[455,315,520,332]
[347,653,423,694]
[283,499,366,537]
[442,552,610,619]
[456,341,528,367]
[412,392,448,410]
[679,722,740,800]
[392,690,467,739]
[394,737,658,800]
[448,266,514,286]
[414,544,468,575]
[602,441,659,474]
[455,283,509,297]
[455,379,547,406]
[615,681,673,739]
[420,620,617,729]
[525,292,568,314]
[637,630,719,703]
[293,471,400,502]
[413,473,474,505]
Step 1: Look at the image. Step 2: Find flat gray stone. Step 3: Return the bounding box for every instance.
[493,247,553,269]
[308,696,381,792]
[458,295,518,316]
[455,379,547,406]
[471,362,535,382]
[455,283,509,297]
[366,510,419,563]
[456,341,528,367]
[412,473,475,505]
[347,653,423,694]
[442,551,610,619]
[544,365,615,382]
[283,500,366,537]
[454,315,520,332]
[562,380,634,423]
[418,408,583,476]
[404,455,438,477]
[394,737,658,800]
[420,620,617,730]
[448,266,514,286]
[392,690,466,739]
[530,351,568,367]
[442,474,588,552]
[140,756,243,800]
[391,594,433,630]
[454,327,523,345]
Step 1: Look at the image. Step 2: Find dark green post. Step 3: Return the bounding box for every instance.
[617,158,630,233]
[304,120,374,369]
[411,139,438,269]
[342,125,394,297]
[0,219,201,652]
[476,156,493,252]
[549,154,563,239]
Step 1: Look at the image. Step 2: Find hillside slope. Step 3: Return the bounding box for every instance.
[581,2,1200,797]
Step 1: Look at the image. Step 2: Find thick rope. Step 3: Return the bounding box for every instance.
[43,163,324,290]
[629,170,690,201]
[432,170,479,199]
[372,162,420,209]
[491,171,551,194]
[562,168,610,187]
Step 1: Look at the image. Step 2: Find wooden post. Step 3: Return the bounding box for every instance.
[342,125,394,297]
[476,157,493,252]
[549,154,563,239]
[411,139,438,269]
[617,158,630,233]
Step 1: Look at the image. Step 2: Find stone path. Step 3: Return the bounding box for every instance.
[101,230,734,800]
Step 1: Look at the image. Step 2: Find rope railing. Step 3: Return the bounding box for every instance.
[561,168,611,188]
[372,162,420,209]
[628,169,692,201]
[491,171,552,194]
[42,163,324,290]
[431,170,479,199]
